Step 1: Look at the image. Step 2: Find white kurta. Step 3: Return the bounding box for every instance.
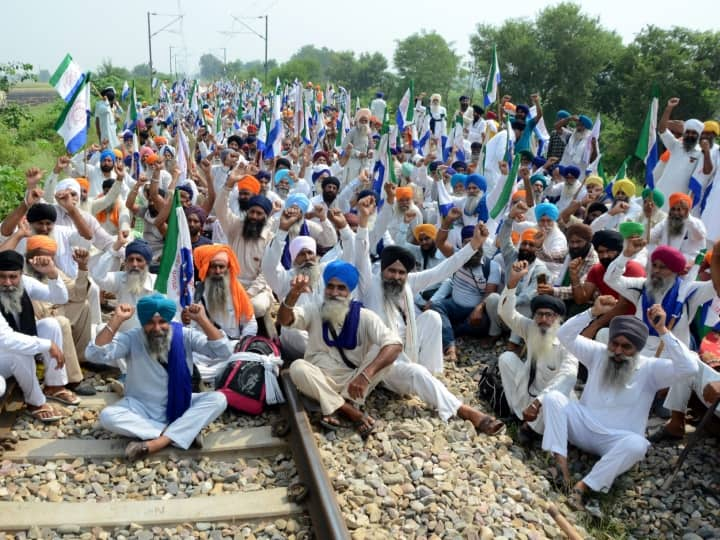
[497,287,578,433]
[542,309,698,492]
[654,131,703,210]
[648,215,707,264]
[86,326,232,449]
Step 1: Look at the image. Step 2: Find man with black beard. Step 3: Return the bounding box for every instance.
[537,223,597,316]
[214,168,275,330]
[572,230,646,340]
[87,295,232,460]
[280,262,402,438]
[498,260,578,444]
[310,176,341,216]
[183,205,211,251]
[648,192,706,264]
[397,223,445,309]
[542,295,697,513]
[655,97,707,209]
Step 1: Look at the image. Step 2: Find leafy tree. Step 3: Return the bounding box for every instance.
[394,31,460,100]
[199,54,225,80]
[0,62,35,92]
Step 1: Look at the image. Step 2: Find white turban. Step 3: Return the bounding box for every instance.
[289,236,316,262]
[55,178,81,198]
[430,94,442,103]
[684,119,704,135]
[355,108,371,123]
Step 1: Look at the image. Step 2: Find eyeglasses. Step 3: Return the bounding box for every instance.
[534,310,558,320]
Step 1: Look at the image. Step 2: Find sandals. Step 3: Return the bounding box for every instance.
[319,415,343,432]
[124,441,150,461]
[647,425,684,444]
[25,403,64,423]
[568,487,604,519]
[476,415,505,436]
[354,414,376,440]
[44,388,81,406]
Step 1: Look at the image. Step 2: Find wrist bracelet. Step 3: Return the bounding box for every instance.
[360,371,371,383]
[281,300,295,309]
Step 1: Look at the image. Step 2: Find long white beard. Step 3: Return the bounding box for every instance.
[288,220,303,238]
[126,268,148,296]
[357,124,370,137]
[526,320,560,363]
[321,296,351,328]
[205,274,230,320]
[646,275,673,302]
[430,104,441,116]
[601,352,638,390]
[465,194,481,215]
[0,282,24,315]
[144,326,173,364]
[296,261,321,289]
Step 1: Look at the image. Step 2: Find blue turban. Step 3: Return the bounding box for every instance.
[274,169,294,186]
[256,170,271,181]
[176,184,193,199]
[556,110,571,120]
[248,195,272,215]
[535,202,559,221]
[532,156,547,168]
[100,149,116,163]
[516,104,530,116]
[578,115,593,130]
[137,293,177,325]
[428,160,443,172]
[285,193,310,214]
[125,239,153,263]
[356,189,377,203]
[323,260,359,292]
[311,166,331,183]
[450,174,467,188]
[531,173,549,188]
[461,225,475,241]
[375,91,384,99]
[464,174,487,191]
[451,160,467,171]
[564,165,581,179]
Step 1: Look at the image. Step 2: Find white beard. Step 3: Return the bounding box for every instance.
[296,261,321,289]
[0,282,24,315]
[645,276,673,302]
[321,296,351,328]
[126,268,148,296]
[144,326,173,364]
[288,220,303,238]
[526,320,560,364]
[357,124,370,137]
[601,352,638,390]
[430,104,441,116]
[464,194,481,215]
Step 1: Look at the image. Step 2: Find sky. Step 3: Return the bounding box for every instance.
[2,0,719,78]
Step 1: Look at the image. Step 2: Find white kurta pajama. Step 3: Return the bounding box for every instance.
[287,303,402,416]
[86,327,232,449]
[542,309,698,492]
[497,287,578,433]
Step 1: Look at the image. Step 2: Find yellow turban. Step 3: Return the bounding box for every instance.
[704,121,720,136]
[584,175,604,188]
[612,178,635,198]
[413,224,437,241]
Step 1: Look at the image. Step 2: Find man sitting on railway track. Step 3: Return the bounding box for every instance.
[85,294,233,460]
[278,261,403,439]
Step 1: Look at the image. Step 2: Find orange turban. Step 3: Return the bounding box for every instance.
[237,175,261,195]
[26,235,57,255]
[520,228,538,243]
[512,190,526,202]
[669,192,692,208]
[511,231,520,245]
[413,223,437,241]
[193,244,254,325]
[396,186,413,200]
[704,249,713,266]
[154,136,168,146]
[76,177,90,192]
[145,153,160,165]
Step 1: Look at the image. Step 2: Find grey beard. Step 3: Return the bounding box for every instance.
[601,352,638,390]
[668,215,685,236]
[144,326,173,364]
[526,320,560,363]
[465,194,481,215]
[357,124,370,137]
[646,275,672,301]
[382,279,404,302]
[321,296,351,328]
[205,274,230,319]
[288,220,303,238]
[126,268,148,296]
[277,186,290,198]
[0,283,24,315]
[296,261,321,288]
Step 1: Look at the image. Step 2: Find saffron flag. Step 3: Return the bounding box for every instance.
[54,73,91,154]
[49,54,85,102]
[635,86,659,190]
[483,45,501,108]
[155,190,194,311]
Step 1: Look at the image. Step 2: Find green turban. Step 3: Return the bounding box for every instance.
[619,221,645,239]
[641,187,664,208]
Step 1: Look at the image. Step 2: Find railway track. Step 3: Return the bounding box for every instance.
[0,372,350,538]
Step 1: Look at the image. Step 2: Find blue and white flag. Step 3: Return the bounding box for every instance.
[264,81,283,159]
[437,176,455,217]
[121,80,130,101]
[54,73,91,153]
[49,54,85,103]
[635,89,659,190]
[483,45,501,108]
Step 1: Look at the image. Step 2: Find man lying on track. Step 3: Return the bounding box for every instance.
[86,294,232,460]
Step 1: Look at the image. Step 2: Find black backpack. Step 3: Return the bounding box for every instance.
[477,364,511,419]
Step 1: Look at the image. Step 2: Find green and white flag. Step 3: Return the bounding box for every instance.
[50,53,85,102]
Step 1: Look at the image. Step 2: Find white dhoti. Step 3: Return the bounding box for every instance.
[0,352,45,406]
[382,355,461,421]
[498,351,546,433]
[541,390,650,492]
[99,392,227,450]
[288,354,386,416]
[664,360,720,418]
[416,310,444,375]
[37,318,68,388]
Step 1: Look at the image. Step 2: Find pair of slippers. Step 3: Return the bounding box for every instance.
[318,414,376,440]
